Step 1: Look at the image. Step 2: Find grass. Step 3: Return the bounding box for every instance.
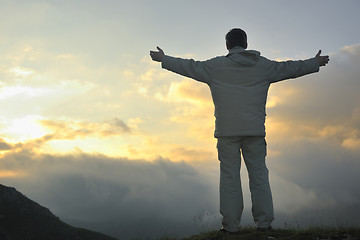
[158,226,360,240]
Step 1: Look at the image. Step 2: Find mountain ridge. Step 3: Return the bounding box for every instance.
[0,184,118,240]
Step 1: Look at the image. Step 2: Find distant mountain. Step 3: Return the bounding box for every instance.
[0,184,118,240]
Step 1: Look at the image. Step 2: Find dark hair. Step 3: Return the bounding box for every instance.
[225,28,247,49]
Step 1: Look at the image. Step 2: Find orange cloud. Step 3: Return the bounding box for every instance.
[140,69,157,81]
[342,138,360,151]
[40,118,133,140]
[120,134,217,163]
[0,170,26,178]
[155,79,211,105]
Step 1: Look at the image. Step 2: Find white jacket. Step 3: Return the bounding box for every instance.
[162,47,319,137]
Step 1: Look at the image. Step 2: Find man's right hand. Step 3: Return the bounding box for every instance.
[316,50,330,67]
[150,47,165,62]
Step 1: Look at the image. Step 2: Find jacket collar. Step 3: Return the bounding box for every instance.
[226,46,246,57]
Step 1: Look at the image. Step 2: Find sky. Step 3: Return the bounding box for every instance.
[1,0,360,239]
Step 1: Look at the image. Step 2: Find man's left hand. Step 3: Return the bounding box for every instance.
[316,50,330,67]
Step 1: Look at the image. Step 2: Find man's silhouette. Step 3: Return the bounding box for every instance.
[150,28,329,234]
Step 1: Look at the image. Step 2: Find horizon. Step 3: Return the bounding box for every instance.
[1,1,360,239]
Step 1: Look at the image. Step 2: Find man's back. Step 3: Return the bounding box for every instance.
[161,46,319,137]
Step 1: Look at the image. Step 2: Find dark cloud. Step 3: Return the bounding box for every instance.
[268,137,360,218]
[0,138,12,150]
[0,149,220,239]
[103,118,131,134]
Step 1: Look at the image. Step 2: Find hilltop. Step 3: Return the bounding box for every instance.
[170,227,360,240]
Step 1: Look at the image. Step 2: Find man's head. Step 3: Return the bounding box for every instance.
[225,28,247,50]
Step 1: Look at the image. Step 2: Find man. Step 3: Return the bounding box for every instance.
[150,28,329,234]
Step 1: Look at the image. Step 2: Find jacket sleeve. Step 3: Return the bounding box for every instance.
[161,55,214,84]
[266,57,320,83]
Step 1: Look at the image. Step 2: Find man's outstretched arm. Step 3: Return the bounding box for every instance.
[269,50,330,83]
[149,46,214,83]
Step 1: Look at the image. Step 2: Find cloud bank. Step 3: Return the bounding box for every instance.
[0,146,220,239]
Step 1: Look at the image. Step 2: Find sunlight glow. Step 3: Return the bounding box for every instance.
[3,116,48,142]
[42,138,130,157]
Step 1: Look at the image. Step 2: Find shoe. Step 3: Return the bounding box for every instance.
[257,226,273,232]
[220,227,239,235]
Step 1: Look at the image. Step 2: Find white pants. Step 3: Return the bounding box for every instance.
[217,136,274,232]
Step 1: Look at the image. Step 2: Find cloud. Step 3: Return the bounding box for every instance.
[0,147,219,239]
[8,66,36,78]
[266,43,360,144]
[342,137,360,150]
[169,146,215,162]
[140,69,157,81]
[0,58,97,123]
[155,79,211,105]
[270,173,335,215]
[39,117,133,140]
[122,135,217,163]
[0,138,12,151]
[254,43,360,227]
[0,117,135,156]
[267,135,360,226]
[1,131,359,239]
[154,79,215,141]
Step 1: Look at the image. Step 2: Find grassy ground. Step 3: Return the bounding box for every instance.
[160,227,360,240]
